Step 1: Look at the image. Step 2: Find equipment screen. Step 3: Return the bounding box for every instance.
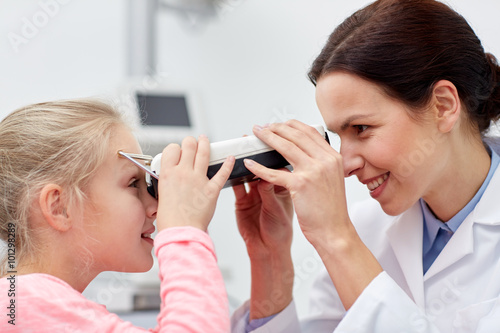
[136,93,191,127]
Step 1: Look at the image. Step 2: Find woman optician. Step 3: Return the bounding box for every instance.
[231,0,500,332]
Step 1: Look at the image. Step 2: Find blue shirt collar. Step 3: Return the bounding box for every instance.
[422,147,500,255]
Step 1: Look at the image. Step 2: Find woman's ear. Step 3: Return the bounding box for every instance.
[432,80,461,133]
[39,184,72,232]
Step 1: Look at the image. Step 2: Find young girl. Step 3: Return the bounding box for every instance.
[0,99,235,332]
[231,0,500,332]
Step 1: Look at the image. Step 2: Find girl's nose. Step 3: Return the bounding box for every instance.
[142,186,158,219]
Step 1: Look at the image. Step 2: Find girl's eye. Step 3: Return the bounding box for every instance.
[129,179,140,188]
[354,125,369,134]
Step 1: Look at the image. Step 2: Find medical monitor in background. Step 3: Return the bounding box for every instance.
[136,93,191,127]
[118,80,207,155]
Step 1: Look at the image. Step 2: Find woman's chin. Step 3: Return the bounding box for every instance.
[379,201,413,217]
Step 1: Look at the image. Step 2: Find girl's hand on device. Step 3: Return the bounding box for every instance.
[156,135,235,232]
[244,121,352,247]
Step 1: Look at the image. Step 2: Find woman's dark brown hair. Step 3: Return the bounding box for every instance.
[308,0,500,134]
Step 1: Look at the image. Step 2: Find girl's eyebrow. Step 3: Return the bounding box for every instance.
[117,151,158,180]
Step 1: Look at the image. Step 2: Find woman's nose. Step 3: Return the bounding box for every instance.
[340,142,364,177]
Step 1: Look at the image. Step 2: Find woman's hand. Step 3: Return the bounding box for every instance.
[156,135,235,232]
[233,179,295,319]
[244,120,382,310]
[233,179,293,260]
[243,120,351,246]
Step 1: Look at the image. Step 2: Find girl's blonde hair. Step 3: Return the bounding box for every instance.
[0,99,127,276]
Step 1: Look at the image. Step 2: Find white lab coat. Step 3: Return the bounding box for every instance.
[231,138,500,332]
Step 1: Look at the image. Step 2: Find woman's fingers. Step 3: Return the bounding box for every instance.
[256,180,280,209]
[243,159,290,189]
[253,122,333,164]
[251,125,309,169]
[282,120,333,155]
[233,183,248,201]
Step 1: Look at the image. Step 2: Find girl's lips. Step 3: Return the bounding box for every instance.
[141,226,155,245]
[141,226,155,235]
[141,233,154,246]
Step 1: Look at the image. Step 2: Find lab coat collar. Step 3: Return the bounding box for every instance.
[423,211,475,280]
[424,143,500,279]
[472,158,500,225]
[386,199,476,305]
[386,155,500,301]
[476,137,500,225]
[424,161,500,279]
[386,202,425,307]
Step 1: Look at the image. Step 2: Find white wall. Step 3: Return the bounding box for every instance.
[2,0,500,320]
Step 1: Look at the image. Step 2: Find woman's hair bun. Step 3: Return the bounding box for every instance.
[483,53,500,131]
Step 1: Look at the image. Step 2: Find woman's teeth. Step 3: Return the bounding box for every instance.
[141,233,152,239]
[367,173,389,192]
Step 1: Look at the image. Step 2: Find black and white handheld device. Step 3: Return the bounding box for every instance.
[145,125,330,198]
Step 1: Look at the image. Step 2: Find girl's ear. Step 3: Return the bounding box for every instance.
[39,184,72,232]
[432,80,461,133]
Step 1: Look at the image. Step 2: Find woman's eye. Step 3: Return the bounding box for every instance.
[354,125,369,134]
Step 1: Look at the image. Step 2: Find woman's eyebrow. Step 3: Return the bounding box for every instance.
[330,113,376,134]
